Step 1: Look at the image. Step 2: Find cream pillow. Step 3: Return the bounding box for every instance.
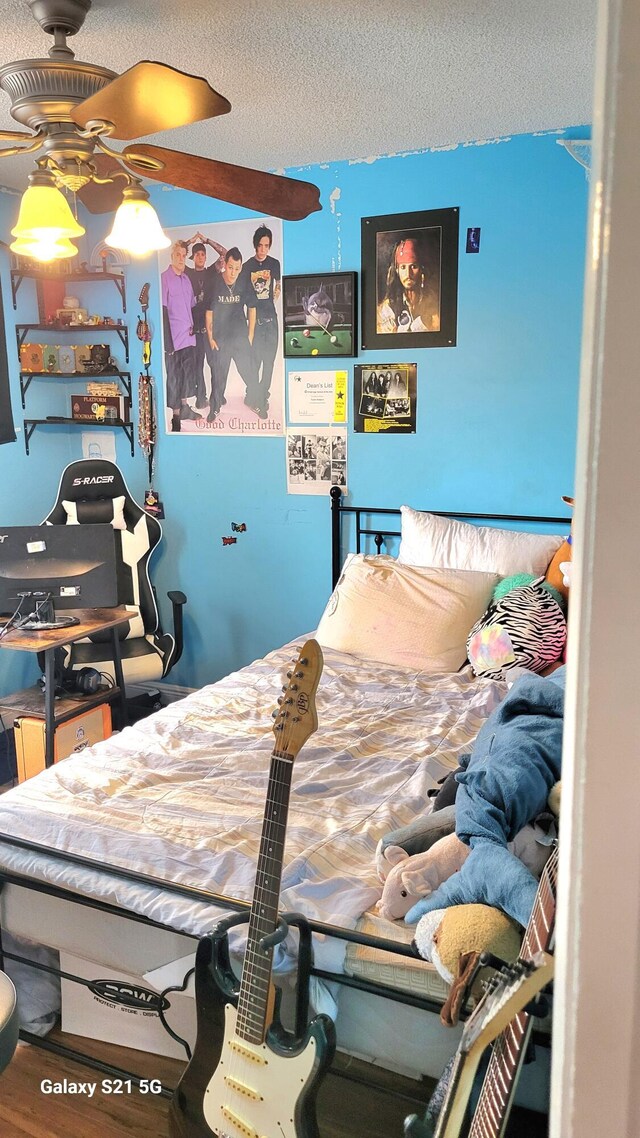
[316,554,498,672]
[398,506,564,577]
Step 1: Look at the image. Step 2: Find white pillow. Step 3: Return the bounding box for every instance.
[316,554,498,672]
[62,495,126,531]
[398,506,564,577]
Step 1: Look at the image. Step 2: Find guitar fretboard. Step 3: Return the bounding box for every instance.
[235,752,293,1045]
[468,847,558,1138]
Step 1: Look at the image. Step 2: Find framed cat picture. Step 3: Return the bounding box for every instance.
[282,271,357,358]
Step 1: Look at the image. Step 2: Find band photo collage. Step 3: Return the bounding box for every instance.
[156,205,460,490]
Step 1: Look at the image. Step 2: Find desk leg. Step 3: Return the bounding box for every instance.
[44,649,55,769]
[111,628,129,730]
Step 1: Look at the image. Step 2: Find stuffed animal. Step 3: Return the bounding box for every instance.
[377,816,554,921]
[405,667,565,929]
[410,781,561,1027]
[466,573,567,680]
[375,803,456,879]
[413,904,522,1025]
[544,495,574,601]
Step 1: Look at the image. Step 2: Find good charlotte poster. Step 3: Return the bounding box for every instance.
[353,363,417,433]
[158,217,284,437]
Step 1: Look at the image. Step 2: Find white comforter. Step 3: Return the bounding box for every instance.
[0,642,506,966]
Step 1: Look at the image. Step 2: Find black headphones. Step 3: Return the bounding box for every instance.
[71,667,103,695]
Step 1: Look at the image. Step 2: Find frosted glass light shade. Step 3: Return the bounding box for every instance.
[12,182,85,242]
[10,235,78,262]
[105,193,170,256]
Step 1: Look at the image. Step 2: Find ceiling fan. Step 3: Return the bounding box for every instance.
[0,0,321,225]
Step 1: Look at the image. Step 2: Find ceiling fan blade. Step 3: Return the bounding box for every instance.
[0,129,34,140]
[72,61,231,141]
[122,144,321,222]
[76,162,125,214]
[76,180,120,214]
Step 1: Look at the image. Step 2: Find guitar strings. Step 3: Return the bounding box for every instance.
[468,849,558,1137]
[223,646,316,1133]
[237,648,303,1037]
[225,748,292,1119]
[227,647,312,1118]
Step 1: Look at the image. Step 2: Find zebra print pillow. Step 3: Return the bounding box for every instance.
[466,578,567,679]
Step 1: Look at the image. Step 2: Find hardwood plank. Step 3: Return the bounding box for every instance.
[0,1040,171,1138]
[0,1030,548,1138]
[0,1032,434,1138]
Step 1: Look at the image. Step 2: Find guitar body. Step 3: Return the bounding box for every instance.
[204,1002,333,1138]
[169,912,336,1138]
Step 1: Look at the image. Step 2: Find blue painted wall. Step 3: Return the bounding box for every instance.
[0,129,588,694]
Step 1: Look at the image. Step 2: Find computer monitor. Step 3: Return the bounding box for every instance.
[0,524,118,629]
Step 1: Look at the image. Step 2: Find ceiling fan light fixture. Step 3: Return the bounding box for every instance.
[105,181,170,257]
[11,167,85,242]
[10,233,78,262]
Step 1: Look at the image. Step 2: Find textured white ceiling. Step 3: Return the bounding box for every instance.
[0,0,597,193]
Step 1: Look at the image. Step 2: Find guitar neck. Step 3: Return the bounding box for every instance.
[431,1049,483,1138]
[467,847,558,1138]
[236,751,294,1045]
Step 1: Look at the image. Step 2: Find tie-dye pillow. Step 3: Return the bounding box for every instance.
[467,578,566,679]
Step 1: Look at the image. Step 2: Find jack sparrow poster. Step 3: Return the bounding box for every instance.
[353,363,417,433]
[158,217,284,437]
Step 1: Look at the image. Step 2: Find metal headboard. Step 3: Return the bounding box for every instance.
[329,486,571,587]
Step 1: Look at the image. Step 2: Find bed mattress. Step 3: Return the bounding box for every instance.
[0,641,506,975]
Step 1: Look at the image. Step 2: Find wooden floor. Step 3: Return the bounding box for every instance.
[0,1029,548,1138]
[0,1031,434,1138]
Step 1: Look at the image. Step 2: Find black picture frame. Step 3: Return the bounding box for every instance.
[361,207,459,350]
[282,271,357,358]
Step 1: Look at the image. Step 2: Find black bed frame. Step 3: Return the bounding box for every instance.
[330,485,571,587]
[0,491,570,1102]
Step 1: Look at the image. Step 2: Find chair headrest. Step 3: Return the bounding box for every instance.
[52,459,130,505]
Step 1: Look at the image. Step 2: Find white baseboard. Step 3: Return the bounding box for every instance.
[127,681,196,704]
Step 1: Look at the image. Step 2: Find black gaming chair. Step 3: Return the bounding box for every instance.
[43,459,186,684]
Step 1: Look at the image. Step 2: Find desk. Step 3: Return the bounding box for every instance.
[0,607,130,771]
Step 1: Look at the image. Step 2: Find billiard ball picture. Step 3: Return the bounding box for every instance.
[283,272,357,358]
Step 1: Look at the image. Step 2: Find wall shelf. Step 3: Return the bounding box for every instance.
[19,369,132,409]
[23,418,135,457]
[15,323,129,360]
[14,270,133,457]
[10,268,126,312]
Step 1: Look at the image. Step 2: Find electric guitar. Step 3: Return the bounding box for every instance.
[405,844,558,1138]
[169,640,336,1138]
[466,844,558,1138]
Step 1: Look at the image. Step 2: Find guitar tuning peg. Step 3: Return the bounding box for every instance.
[277,696,283,704]
[295,671,303,679]
[286,671,293,679]
[271,710,278,719]
[299,657,308,666]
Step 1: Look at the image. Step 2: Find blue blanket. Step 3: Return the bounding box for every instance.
[406,667,565,927]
